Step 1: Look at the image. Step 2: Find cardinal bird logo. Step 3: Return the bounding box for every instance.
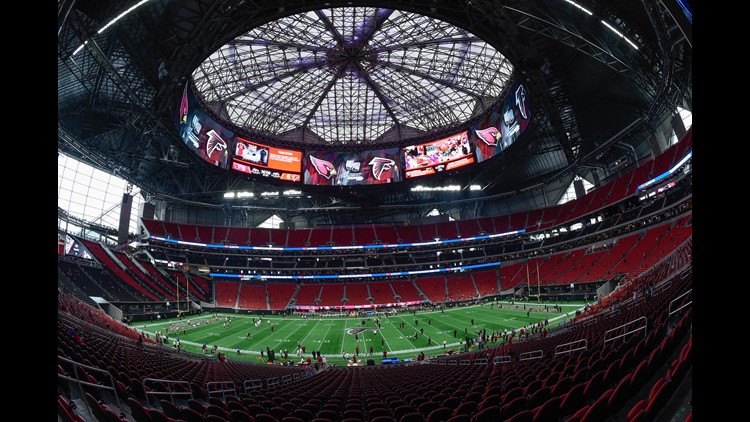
[475,127,501,147]
[180,83,190,124]
[310,156,337,179]
[369,157,396,181]
[515,84,528,120]
[205,130,227,157]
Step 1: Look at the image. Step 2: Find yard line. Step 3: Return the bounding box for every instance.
[339,319,348,355]
[297,319,322,353]
[390,316,424,349]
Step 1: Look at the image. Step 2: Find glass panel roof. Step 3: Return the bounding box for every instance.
[192,7,513,145]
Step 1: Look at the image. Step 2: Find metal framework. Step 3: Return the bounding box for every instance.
[192,7,513,146]
[57,0,691,223]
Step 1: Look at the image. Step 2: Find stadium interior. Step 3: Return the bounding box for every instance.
[58,0,692,421]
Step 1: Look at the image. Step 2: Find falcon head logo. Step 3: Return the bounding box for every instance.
[180,83,190,124]
[515,84,528,120]
[475,127,501,147]
[205,130,227,157]
[310,156,337,179]
[369,157,396,181]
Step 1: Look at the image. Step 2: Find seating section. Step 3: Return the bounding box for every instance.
[308,227,332,247]
[267,283,296,310]
[294,284,322,306]
[368,281,396,304]
[215,282,239,308]
[114,251,173,300]
[416,276,446,302]
[237,284,266,310]
[58,240,692,422]
[286,228,310,247]
[391,280,424,303]
[446,274,476,301]
[79,239,159,301]
[331,227,354,245]
[139,130,693,253]
[344,283,370,306]
[473,270,500,296]
[195,224,213,243]
[318,284,345,306]
[353,225,377,245]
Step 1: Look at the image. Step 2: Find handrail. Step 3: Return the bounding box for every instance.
[266,377,280,388]
[244,379,263,392]
[554,339,588,357]
[58,355,120,408]
[668,288,692,316]
[142,378,193,405]
[603,316,647,346]
[493,355,512,364]
[519,350,544,361]
[206,381,236,400]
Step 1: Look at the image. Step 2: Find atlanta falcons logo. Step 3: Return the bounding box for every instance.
[310,156,337,179]
[475,127,501,147]
[515,84,528,120]
[180,83,189,124]
[369,157,396,181]
[205,130,227,157]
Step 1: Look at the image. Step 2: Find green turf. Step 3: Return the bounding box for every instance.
[137,300,585,366]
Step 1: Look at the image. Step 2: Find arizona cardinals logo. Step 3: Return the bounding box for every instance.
[310,156,337,179]
[205,130,227,157]
[515,84,528,120]
[475,127,502,147]
[180,83,190,124]
[369,157,395,181]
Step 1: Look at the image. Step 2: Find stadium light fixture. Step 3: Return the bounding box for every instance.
[469,185,482,191]
[601,20,639,50]
[237,191,254,198]
[71,0,153,56]
[562,0,593,16]
[223,192,235,198]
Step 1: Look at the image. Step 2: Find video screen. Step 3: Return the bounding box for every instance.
[304,148,402,185]
[232,137,303,183]
[470,82,531,162]
[176,83,233,168]
[403,131,474,178]
[65,235,93,259]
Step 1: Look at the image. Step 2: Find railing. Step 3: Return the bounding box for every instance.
[459,360,471,365]
[447,360,458,365]
[244,379,263,392]
[519,350,544,361]
[668,288,692,316]
[58,355,121,408]
[554,339,588,357]
[603,316,648,346]
[142,378,193,405]
[493,355,512,365]
[206,381,236,400]
[266,377,280,388]
[475,358,488,365]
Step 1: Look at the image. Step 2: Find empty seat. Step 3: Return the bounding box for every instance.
[473,405,500,422]
[426,407,452,422]
[531,396,561,422]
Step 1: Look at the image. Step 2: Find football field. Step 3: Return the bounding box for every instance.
[138,300,585,366]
